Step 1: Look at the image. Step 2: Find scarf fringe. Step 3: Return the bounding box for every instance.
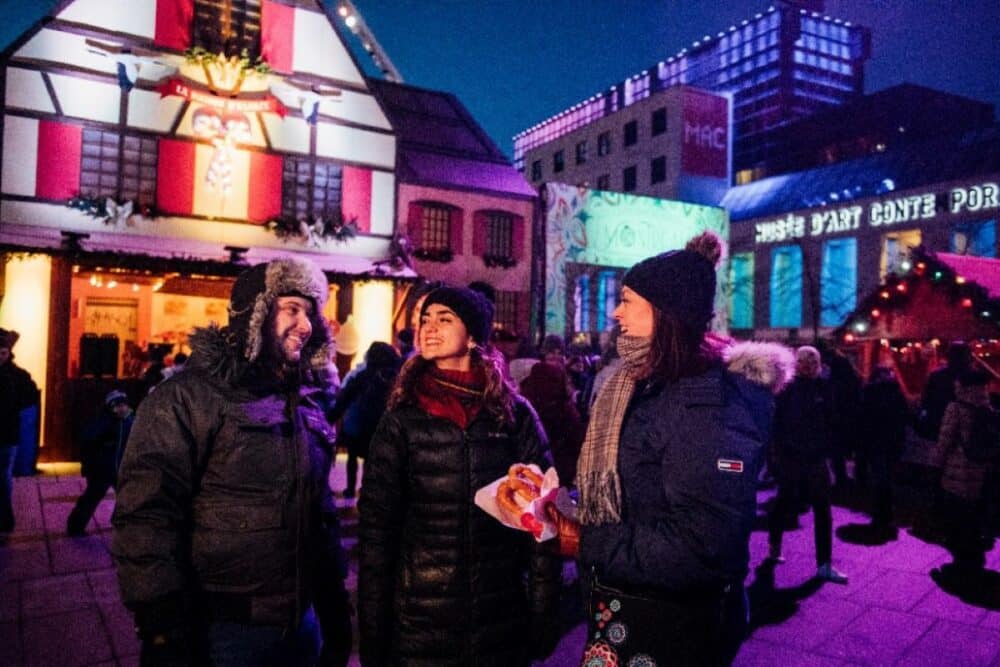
[577,470,623,525]
[574,336,650,526]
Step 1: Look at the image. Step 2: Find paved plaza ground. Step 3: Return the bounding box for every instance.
[1,458,998,666]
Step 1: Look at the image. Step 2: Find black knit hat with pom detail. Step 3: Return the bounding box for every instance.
[622,231,724,331]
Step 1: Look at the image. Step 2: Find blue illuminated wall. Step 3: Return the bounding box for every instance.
[544,183,729,337]
[729,252,754,330]
[820,237,857,327]
[770,244,803,328]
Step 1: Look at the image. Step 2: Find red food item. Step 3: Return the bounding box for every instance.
[520,512,544,538]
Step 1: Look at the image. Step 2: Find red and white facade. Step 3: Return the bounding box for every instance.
[0,0,412,459]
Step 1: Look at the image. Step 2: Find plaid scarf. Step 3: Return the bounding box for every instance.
[576,335,652,525]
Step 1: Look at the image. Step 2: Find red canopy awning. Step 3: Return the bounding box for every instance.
[937,253,1000,299]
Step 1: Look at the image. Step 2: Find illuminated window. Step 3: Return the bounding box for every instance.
[820,238,856,327]
[484,211,514,260]
[596,174,610,190]
[575,140,587,165]
[729,253,754,329]
[420,203,452,251]
[622,165,637,192]
[282,158,342,219]
[650,156,666,184]
[597,131,612,156]
[530,160,542,181]
[553,150,564,173]
[81,129,157,205]
[193,0,262,59]
[494,290,519,334]
[951,220,996,257]
[651,107,667,136]
[770,245,802,328]
[880,229,921,278]
[623,120,638,147]
[596,270,620,333]
[574,275,591,333]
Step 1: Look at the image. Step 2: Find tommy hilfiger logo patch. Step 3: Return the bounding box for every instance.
[717,459,744,473]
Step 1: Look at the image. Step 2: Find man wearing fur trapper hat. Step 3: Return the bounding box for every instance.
[112,258,351,666]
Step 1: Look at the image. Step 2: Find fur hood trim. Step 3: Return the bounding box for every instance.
[188,321,335,388]
[724,341,796,395]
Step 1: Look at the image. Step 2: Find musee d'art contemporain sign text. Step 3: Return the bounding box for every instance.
[754,181,999,244]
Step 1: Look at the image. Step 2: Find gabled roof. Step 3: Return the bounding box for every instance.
[367,78,535,198]
[938,253,1000,299]
[723,125,1000,221]
[835,246,1000,342]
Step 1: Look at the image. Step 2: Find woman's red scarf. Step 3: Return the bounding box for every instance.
[416,365,487,429]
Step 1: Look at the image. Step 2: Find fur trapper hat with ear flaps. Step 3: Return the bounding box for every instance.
[622,231,724,331]
[227,257,331,366]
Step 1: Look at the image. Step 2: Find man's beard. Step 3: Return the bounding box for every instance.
[263,330,307,379]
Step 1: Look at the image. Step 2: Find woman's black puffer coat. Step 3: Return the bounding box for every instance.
[358,397,560,666]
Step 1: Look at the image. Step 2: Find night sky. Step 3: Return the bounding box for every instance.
[2,0,998,158]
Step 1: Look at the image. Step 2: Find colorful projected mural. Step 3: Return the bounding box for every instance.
[544,183,729,336]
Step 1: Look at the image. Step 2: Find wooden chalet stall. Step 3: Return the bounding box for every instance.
[0,0,417,461]
[836,247,1000,398]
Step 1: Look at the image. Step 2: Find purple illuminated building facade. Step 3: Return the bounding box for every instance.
[515,0,871,188]
[367,79,536,342]
[723,124,1000,339]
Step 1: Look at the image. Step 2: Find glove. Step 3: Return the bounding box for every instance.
[138,626,195,667]
[544,503,580,558]
[133,592,197,667]
[315,581,353,667]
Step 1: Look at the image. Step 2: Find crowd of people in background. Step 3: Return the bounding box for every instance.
[0,240,997,665]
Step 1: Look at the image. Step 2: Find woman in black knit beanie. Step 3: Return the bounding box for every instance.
[357,286,561,666]
[547,232,792,666]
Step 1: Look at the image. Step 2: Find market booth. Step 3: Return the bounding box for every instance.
[836,247,1000,398]
[0,1,416,461]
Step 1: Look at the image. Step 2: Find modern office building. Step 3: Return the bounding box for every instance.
[521,86,732,207]
[723,125,1000,342]
[515,0,871,188]
[760,84,996,178]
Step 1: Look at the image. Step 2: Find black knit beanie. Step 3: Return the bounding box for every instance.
[622,231,723,331]
[228,257,329,362]
[421,286,494,346]
[0,328,18,350]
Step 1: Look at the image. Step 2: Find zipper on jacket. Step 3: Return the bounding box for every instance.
[462,426,473,661]
[288,395,306,631]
